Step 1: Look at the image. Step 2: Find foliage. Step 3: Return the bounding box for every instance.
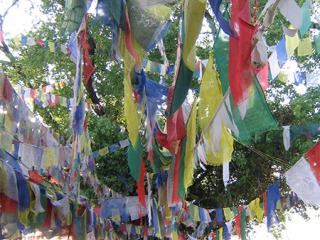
[1,1,320,238]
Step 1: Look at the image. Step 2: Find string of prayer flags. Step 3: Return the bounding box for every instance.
[287,124,320,143]
[284,157,320,205]
[18,35,69,54]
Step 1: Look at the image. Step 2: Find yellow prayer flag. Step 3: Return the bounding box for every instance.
[146,4,171,20]
[0,161,8,193]
[61,98,67,107]
[194,205,200,222]
[18,210,30,227]
[121,31,145,148]
[99,146,109,156]
[248,199,256,221]
[223,207,234,221]
[248,198,264,222]
[172,229,179,240]
[0,133,12,152]
[253,198,264,223]
[145,60,151,72]
[276,199,282,210]
[4,115,13,133]
[48,41,55,52]
[80,132,86,152]
[182,0,206,71]
[298,36,313,56]
[285,32,300,56]
[218,228,223,240]
[43,147,56,168]
[184,98,197,191]
[278,71,290,84]
[14,36,20,46]
[198,52,233,165]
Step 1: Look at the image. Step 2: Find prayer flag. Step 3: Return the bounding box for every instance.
[285,31,300,56]
[299,1,312,38]
[285,157,320,205]
[297,36,312,56]
[184,98,197,191]
[267,182,280,231]
[275,37,288,67]
[307,142,320,186]
[228,0,256,107]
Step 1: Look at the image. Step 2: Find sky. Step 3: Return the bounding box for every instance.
[1,1,320,239]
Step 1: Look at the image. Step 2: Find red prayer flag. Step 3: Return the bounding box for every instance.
[307,142,320,186]
[0,31,3,43]
[253,63,269,91]
[125,10,139,66]
[81,14,95,84]
[42,199,53,228]
[138,160,146,207]
[229,0,256,107]
[36,39,44,48]
[0,193,17,213]
[263,192,267,217]
[155,86,186,154]
[235,214,241,239]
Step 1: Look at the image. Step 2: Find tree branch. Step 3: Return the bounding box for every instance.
[0,0,20,30]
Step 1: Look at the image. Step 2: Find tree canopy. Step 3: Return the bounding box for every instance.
[1,0,320,239]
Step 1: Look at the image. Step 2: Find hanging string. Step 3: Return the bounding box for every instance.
[234,138,290,168]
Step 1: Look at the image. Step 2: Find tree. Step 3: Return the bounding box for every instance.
[1,0,320,238]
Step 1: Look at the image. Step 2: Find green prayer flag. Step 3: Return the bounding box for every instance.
[214,32,278,143]
[127,136,143,181]
[178,137,187,198]
[213,32,230,94]
[168,59,194,116]
[241,210,247,240]
[315,35,320,54]
[299,1,312,38]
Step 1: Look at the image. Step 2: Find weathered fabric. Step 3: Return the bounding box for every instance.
[285,157,320,206]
